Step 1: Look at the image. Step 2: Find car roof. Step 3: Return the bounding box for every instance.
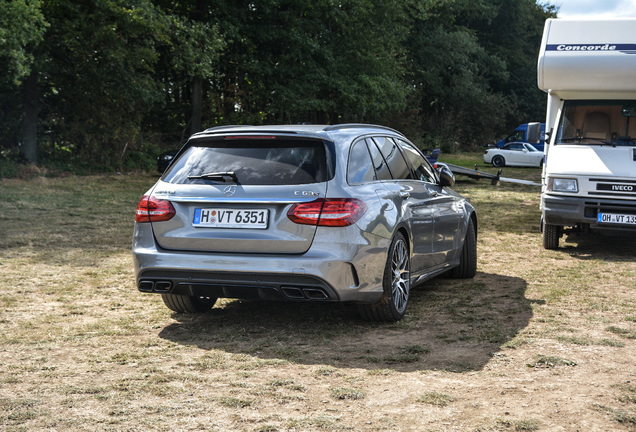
[190,123,405,141]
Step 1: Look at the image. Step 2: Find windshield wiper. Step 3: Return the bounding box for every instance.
[188,171,238,182]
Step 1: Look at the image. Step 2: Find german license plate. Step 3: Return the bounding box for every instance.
[193,208,268,229]
[597,212,636,225]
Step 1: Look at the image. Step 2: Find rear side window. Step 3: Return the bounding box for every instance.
[371,137,413,180]
[365,138,393,181]
[347,139,377,184]
[163,139,330,185]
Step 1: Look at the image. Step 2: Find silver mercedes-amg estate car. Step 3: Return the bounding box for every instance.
[133,124,477,321]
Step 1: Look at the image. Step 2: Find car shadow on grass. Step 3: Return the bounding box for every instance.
[158,271,535,373]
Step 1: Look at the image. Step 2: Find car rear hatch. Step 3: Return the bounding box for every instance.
[149,134,333,254]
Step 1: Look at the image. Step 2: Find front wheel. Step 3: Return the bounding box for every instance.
[359,232,410,322]
[492,155,505,167]
[161,293,217,313]
[543,223,560,249]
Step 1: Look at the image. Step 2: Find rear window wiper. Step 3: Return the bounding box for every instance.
[188,171,238,182]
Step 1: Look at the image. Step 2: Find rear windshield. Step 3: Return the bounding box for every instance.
[163,138,331,185]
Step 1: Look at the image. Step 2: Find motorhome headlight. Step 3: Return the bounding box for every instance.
[548,177,578,193]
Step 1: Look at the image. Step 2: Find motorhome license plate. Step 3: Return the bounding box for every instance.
[597,212,636,225]
[193,208,268,229]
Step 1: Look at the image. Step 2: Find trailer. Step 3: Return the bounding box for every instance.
[435,162,541,187]
[537,18,636,249]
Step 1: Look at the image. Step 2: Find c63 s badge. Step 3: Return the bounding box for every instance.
[294,191,320,196]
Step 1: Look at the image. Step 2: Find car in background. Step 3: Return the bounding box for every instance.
[484,142,544,167]
[496,123,546,152]
[133,124,477,322]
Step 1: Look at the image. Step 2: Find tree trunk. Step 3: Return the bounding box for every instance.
[190,76,203,136]
[21,72,39,164]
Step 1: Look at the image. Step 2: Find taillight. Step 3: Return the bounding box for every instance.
[287,198,366,227]
[135,195,176,223]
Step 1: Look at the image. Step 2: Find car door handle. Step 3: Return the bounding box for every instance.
[399,191,410,199]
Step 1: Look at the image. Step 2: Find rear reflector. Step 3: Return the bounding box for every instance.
[135,195,176,223]
[287,198,366,227]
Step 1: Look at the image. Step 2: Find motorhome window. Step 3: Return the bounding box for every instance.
[556,100,636,146]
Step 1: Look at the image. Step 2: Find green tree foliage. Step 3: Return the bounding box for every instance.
[0,0,557,171]
[466,0,558,130]
[0,0,47,85]
[407,0,556,149]
[0,0,47,160]
[39,0,170,167]
[210,0,409,125]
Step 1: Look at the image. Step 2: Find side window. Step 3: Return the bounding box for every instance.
[396,139,437,183]
[371,137,413,180]
[347,139,376,184]
[365,138,393,181]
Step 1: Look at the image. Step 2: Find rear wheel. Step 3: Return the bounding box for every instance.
[543,223,560,249]
[161,294,217,313]
[492,155,505,167]
[359,232,410,322]
[447,219,477,279]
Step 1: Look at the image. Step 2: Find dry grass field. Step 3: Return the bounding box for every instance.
[1,156,635,431]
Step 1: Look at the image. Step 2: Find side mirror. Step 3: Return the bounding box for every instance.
[437,164,455,187]
[526,122,541,144]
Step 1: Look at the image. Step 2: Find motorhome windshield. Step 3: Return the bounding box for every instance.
[555,100,636,146]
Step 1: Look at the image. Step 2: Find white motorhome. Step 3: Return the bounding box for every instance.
[537,18,636,249]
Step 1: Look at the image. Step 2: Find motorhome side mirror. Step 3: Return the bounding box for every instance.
[621,105,636,117]
[526,122,541,144]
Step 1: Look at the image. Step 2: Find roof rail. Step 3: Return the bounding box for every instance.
[323,123,404,136]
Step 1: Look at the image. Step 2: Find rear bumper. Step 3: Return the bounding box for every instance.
[137,268,340,301]
[132,224,388,304]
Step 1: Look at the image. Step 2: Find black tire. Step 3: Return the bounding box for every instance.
[358,232,410,322]
[492,155,505,167]
[543,223,560,249]
[447,219,477,279]
[161,293,217,313]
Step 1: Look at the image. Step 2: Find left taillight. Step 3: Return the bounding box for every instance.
[135,195,176,223]
[287,198,366,227]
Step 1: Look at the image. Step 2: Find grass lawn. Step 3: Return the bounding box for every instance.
[1,158,635,431]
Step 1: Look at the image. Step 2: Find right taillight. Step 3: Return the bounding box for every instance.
[135,195,176,223]
[287,198,366,227]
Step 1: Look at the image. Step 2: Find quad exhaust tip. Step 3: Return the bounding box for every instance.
[281,286,329,300]
[138,280,172,293]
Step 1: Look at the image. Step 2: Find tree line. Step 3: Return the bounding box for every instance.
[0,0,556,172]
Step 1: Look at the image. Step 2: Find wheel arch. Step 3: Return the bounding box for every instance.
[470,211,478,241]
[393,223,411,255]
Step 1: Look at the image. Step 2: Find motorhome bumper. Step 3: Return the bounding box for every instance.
[542,194,636,227]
